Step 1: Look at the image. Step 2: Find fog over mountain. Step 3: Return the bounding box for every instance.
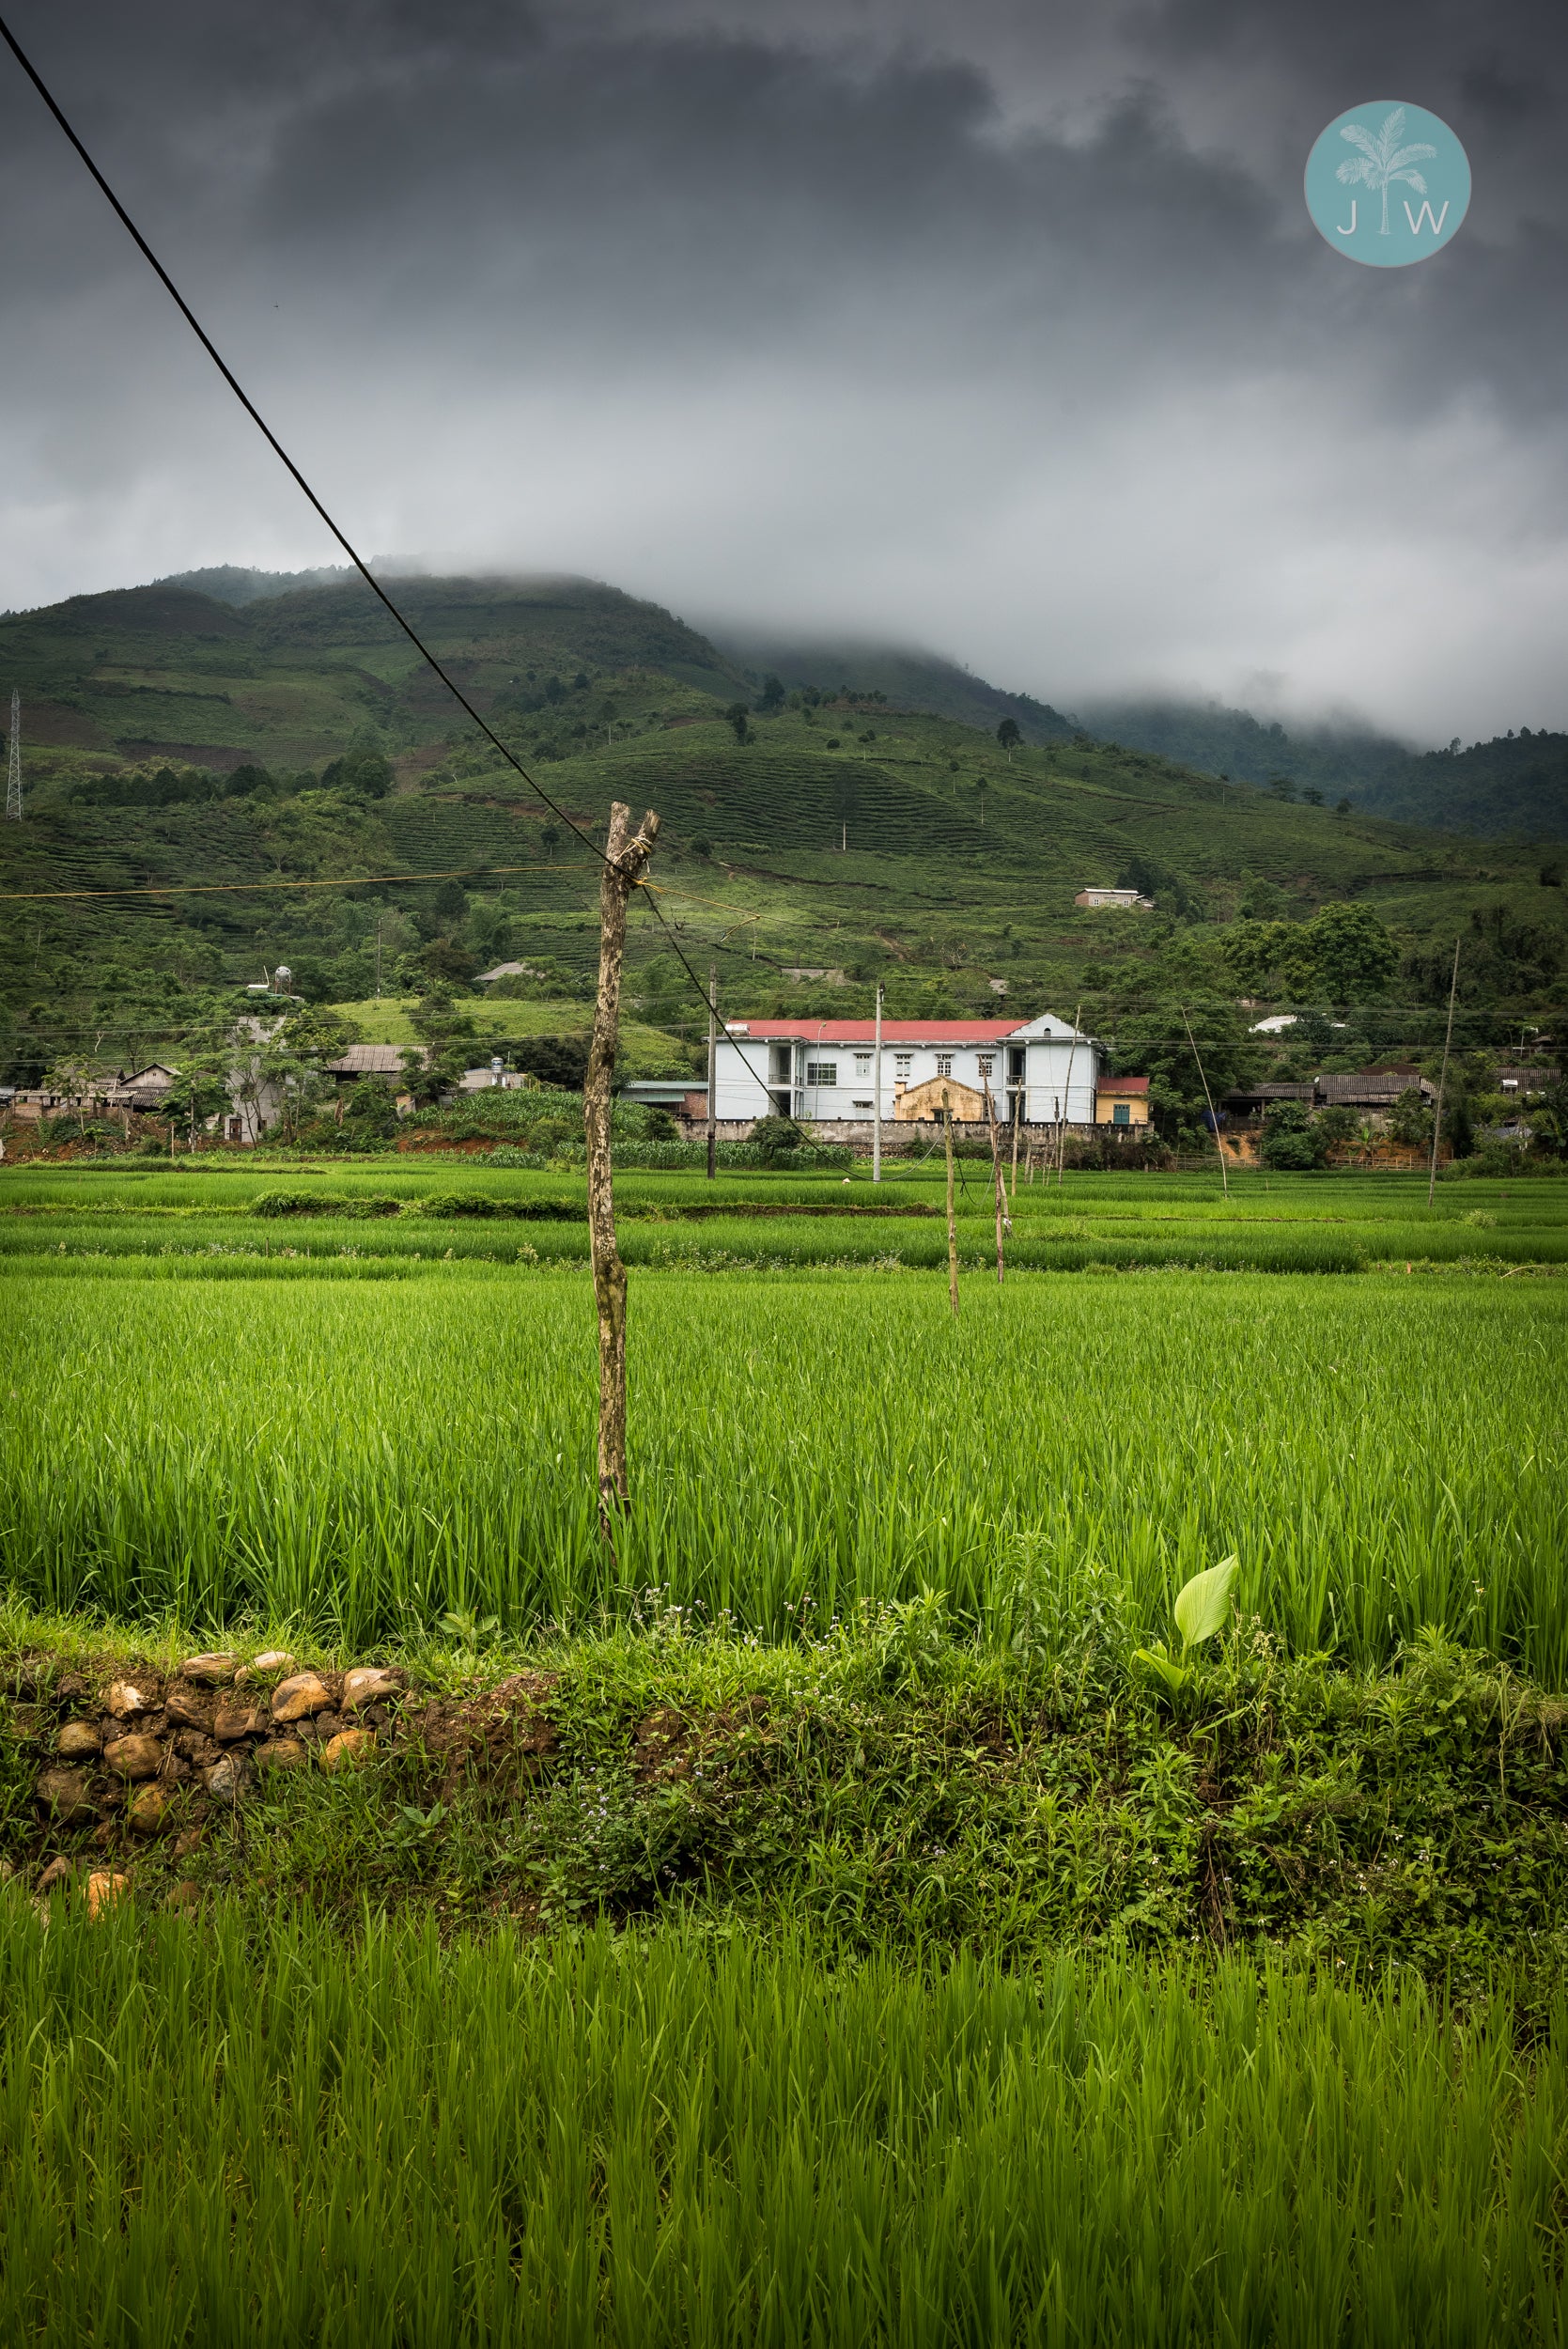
[0,0,1563,744]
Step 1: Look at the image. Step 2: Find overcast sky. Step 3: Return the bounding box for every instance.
[0,0,1563,743]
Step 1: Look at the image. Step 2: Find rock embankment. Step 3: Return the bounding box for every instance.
[16,1650,411,1855]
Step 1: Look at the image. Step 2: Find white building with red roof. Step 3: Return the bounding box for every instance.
[713,1012,1098,1126]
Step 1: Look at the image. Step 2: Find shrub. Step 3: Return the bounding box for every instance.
[749,1114,808,1164]
[1261,1102,1325,1171]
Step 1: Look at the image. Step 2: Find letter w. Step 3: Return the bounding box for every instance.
[1403,199,1451,236]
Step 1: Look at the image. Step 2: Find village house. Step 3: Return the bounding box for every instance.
[1075,886,1154,910]
[323,1043,426,1084]
[1095,1075,1150,1128]
[709,1014,1103,1129]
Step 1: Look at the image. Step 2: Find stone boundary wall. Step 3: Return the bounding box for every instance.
[675,1116,1109,1148]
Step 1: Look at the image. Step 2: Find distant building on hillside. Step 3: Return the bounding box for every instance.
[1075,886,1153,910]
[323,1044,426,1082]
[104,1064,180,1112]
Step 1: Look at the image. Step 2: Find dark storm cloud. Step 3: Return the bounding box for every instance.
[0,0,1563,737]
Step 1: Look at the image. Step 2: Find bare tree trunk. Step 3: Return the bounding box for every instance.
[942,1094,959,1317]
[584,801,661,1540]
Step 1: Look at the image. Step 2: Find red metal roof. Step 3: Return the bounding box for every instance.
[722,1019,1026,1045]
[1096,1074,1149,1092]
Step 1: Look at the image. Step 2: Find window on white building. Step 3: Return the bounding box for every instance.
[854,1054,872,1076]
[936,1053,953,1077]
[804,1061,837,1086]
[976,1054,995,1079]
[894,1053,912,1076]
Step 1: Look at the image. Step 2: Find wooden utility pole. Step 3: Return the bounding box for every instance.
[1428,936,1462,1207]
[584,801,660,1539]
[1180,1006,1229,1199]
[706,963,718,1181]
[872,982,883,1183]
[941,1093,959,1316]
[985,1081,1008,1285]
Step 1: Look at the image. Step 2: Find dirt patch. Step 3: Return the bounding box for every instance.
[405,1672,561,1804]
[632,1694,769,1785]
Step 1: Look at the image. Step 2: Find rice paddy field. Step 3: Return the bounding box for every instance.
[4,1908,1567,2347]
[4,1156,1568,2341]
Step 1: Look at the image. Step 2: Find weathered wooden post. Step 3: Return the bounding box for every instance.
[584,801,660,1540]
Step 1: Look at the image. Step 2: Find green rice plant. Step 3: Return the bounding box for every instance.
[0,1267,1563,1671]
[0,1903,1562,2345]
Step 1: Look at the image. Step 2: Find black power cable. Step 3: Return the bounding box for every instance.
[0,8,767,1083]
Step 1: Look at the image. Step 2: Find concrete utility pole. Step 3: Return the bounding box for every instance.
[1428,936,1462,1207]
[584,800,660,1541]
[706,962,718,1181]
[985,1081,1008,1285]
[872,982,883,1183]
[941,1092,959,1317]
[5,692,20,820]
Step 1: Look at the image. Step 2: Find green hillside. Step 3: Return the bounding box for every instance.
[1080,697,1568,842]
[0,570,1561,1091]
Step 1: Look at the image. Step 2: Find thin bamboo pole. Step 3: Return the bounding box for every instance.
[1057,1003,1082,1186]
[1179,1005,1229,1199]
[1428,936,1462,1207]
[941,1093,959,1316]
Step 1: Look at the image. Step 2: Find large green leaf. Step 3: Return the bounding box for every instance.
[1173,1555,1239,1650]
[1132,1642,1188,1692]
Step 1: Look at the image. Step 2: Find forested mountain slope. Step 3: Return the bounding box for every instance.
[0,570,1560,1085]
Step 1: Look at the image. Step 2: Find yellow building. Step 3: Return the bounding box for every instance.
[893,1074,988,1123]
[1095,1076,1150,1128]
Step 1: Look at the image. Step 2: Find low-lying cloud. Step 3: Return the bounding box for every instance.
[0,0,1562,740]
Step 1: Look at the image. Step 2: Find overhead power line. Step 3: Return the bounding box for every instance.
[0,860,598,903]
[0,8,754,1077]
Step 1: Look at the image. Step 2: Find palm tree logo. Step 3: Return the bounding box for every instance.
[1335,106,1437,235]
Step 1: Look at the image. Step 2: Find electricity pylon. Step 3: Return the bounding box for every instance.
[4,692,19,819]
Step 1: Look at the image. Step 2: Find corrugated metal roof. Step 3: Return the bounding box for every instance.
[325,1043,427,1075]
